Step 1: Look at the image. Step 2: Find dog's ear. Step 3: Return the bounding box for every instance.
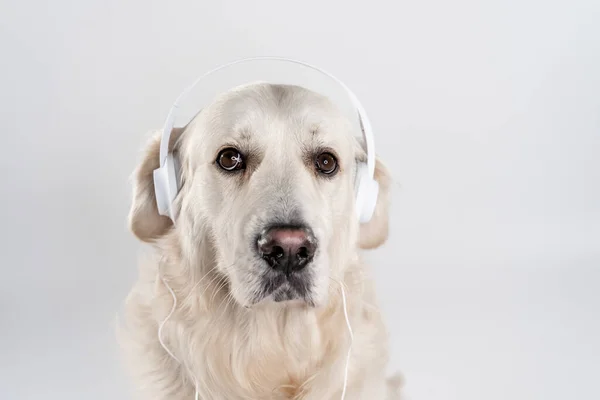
[128,128,184,242]
[358,157,391,249]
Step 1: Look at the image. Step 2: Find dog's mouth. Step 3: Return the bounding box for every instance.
[255,271,313,305]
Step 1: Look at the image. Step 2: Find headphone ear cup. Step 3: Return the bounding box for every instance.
[153,154,179,222]
[355,164,379,223]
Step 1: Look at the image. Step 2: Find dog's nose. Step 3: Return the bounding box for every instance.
[257,226,316,275]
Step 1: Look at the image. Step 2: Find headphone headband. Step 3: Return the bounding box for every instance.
[159,56,376,178]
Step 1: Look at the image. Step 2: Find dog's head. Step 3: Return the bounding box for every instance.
[129,83,390,308]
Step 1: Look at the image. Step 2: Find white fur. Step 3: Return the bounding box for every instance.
[118,83,403,399]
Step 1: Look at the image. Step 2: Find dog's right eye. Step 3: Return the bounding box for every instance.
[217,148,246,171]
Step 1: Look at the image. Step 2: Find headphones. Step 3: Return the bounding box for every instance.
[153,57,379,224]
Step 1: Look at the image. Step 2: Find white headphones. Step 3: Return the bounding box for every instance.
[153,56,379,224]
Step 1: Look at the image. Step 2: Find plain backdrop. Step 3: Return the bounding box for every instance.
[1,1,599,399]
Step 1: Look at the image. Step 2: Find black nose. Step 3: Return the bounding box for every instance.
[257,226,317,275]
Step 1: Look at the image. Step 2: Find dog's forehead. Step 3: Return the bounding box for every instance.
[193,83,354,148]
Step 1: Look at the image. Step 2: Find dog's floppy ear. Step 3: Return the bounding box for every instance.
[358,157,391,249]
[128,128,184,242]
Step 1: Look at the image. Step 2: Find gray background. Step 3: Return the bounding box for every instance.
[1,1,599,399]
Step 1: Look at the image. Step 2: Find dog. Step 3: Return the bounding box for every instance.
[118,82,402,399]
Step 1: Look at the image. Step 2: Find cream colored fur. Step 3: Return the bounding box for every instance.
[118,83,403,399]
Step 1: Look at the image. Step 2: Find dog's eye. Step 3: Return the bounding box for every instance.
[217,148,245,171]
[315,152,338,175]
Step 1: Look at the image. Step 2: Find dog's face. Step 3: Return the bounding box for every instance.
[129,83,390,308]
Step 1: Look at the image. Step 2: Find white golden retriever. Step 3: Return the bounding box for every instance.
[119,82,403,399]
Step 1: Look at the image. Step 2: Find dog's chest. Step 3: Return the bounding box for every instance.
[198,309,333,399]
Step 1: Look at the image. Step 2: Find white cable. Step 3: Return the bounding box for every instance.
[159,276,201,399]
[339,283,354,400]
[158,276,181,363]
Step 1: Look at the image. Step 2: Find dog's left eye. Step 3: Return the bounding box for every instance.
[217,148,245,171]
[315,152,338,175]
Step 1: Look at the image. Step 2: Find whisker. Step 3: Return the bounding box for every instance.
[209,275,229,308]
[181,264,221,305]
[214,291,235,322]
